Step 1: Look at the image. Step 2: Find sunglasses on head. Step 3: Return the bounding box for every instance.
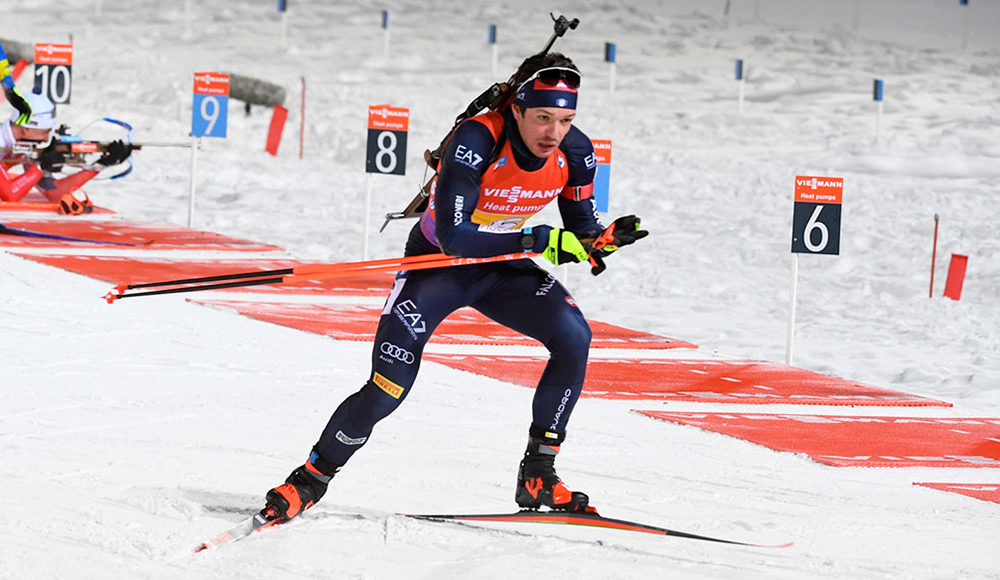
[518,67,582,91]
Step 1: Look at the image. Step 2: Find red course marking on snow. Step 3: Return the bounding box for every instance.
[636,412,1000,468]
[914,482,1000,504]
[13,254,394,296]
[420,355,950,405]
[0,219,281,251]
[193,300,695,349]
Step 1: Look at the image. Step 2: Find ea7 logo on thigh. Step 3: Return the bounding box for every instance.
[394,299,427,339]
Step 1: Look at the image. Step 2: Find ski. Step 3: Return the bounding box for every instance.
[404,509,793,549]
[193,509,287,552]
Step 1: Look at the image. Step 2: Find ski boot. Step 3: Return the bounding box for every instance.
[515,426,590,512]
[263,452,339,521]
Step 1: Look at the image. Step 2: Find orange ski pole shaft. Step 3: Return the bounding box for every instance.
[114,252,456,293]
[106,252,537,303]
[283,251,537,284]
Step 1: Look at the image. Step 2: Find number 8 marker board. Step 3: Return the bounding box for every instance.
[365,104,409,176]
[362,104,409,260]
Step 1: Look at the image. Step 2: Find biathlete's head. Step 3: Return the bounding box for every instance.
[9,89,56,143]
[509,52,581,159]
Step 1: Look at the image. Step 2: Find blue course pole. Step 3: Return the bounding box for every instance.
[605,42,617,93]
[873,79,884,143]
[382,10,390,57]
[736,59,745,114]
[488,24,498,76]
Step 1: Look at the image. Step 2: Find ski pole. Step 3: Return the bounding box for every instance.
[285,251,535,284]
[111,252,467,294]
[104,251,539,303]
[111,230,601,295]
[0,219,154,246]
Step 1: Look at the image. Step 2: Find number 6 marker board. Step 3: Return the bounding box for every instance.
[792,176,843,255]
[191,72,229,138]
[34,43,73,104]
[786,175,843,365]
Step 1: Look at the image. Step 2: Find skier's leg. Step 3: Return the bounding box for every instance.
[265,269,471,519]
[472,264,592,511]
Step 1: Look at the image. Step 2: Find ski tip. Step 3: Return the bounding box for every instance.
[756,540,794,549]
[192,542,212,553]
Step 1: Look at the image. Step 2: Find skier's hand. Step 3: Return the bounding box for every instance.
[582,215,648,276]
[528,226,590,265]
[589,215,648,254]
[5,85,32,126]
[38,144,65,173]
[96,140,132,168]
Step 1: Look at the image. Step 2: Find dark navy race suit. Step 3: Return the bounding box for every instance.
[313,108,603,467]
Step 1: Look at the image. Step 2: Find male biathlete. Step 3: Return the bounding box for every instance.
[264,51,648,520]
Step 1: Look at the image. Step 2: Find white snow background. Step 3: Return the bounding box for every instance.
[2,0,999,578]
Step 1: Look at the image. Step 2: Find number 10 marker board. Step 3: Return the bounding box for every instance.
[192,72,230,138]
[34,43,73,105]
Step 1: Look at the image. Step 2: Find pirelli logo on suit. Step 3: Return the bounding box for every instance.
[373,372,405,399]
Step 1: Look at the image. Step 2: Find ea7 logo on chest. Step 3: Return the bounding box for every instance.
[454,144,484,169]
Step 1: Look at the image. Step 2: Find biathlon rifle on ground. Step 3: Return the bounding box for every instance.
[379,13,580,232]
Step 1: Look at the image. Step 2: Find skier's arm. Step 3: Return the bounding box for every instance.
[556,126,603,236]
[0,161,43,202]
[35,140,131,201]
[0,42,32,126]
[37,169,98,202]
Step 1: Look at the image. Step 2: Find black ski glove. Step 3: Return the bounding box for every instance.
[592,215,649,251]
[38,144,65,173]
[5,85,32,125]
[97,140,133,167]
[584,215,649,276]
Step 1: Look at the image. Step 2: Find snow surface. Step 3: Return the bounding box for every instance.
[2,0,999,578]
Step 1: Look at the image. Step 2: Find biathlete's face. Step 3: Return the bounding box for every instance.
[512,106,576,159]
[12,124,52,143]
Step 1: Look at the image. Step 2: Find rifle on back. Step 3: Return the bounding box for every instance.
[379,13,579,232]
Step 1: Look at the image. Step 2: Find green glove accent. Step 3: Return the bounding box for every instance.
[6,85,33,126]
[542,229,589,265]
